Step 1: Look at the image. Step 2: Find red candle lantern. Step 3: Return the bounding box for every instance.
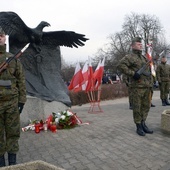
[50,123,57,133]
[35,123,40,133]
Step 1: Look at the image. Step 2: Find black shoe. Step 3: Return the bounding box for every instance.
[151,103,155,107]
[141,121,153,134]
[8,153,17,166]
[129,106,133,110]
[136,123,145,136]
[0,155,5,167]
[129,103,133,110]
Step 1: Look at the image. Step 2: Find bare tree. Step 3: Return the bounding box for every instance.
[122,13,164,53]
[95,12,169,74]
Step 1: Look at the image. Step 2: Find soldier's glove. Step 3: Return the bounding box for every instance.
[133,72,140,80]
[18,103,25,114]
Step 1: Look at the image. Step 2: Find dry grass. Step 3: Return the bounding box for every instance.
[69,83,128,106]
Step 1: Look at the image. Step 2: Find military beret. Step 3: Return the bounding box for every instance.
[0,27,5,35]
[132,37,142,44]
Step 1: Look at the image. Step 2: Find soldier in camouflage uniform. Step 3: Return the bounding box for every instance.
[118,37,153,136]
[0,28,26,167]
[156,56,170,106]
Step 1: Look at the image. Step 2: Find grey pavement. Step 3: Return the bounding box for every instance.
[8,90,170,169]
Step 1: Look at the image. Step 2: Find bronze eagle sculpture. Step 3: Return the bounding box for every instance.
[0,11,89,106]
[0,11,88,50]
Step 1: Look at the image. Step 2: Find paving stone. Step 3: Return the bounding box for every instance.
[91,157,104,165]
[150,165,162,170]
[71,162,86,169]
[127,158,147,168]
[160,162,170,170]
[85,163,100,170]
[126,164,139,170]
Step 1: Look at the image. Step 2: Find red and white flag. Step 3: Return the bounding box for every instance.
[68,62,84,92]
[81,61,89,91]
[93,57,105,90]
[85,57,94,92]
[146,43,156,77]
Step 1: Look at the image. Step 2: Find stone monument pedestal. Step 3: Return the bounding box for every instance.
[161,109,170,134]
[20,96,69,127]
[0,160,65,170]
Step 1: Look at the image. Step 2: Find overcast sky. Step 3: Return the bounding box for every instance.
[1,0,170,64]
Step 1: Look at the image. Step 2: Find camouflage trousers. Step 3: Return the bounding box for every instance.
[159,81,170,100]
[128,87,133,104]
[0,98,20,156]
[131,88,151,124]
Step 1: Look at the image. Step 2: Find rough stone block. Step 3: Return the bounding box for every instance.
[0,160,65,170]
[20,96,69,127]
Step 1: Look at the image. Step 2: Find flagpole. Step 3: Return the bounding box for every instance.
[87,57,105,113]
[6,35,9,52]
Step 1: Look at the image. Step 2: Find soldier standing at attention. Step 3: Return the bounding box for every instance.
[0,27,26,167]
[118,37,153,136]
[156,56,170,106]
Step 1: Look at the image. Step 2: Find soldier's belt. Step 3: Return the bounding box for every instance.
[0,86,11,89]
[0,80,12,89]
[0,80,12,86]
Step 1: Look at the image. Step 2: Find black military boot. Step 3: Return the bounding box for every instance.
[0,155,5,167]
[8,153,17,166]
[162,99,166,106]
[165,99,170,105]
[136,123,145,136]
[141,120,153,134]
[151,103,155,107]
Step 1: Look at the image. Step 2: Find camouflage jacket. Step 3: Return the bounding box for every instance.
[0,45,26,103]
[118,50,152,88]
[122,74,130,86]
[156,62,170,82]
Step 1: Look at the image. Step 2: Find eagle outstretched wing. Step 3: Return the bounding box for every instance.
[0,11,30,44]
[0,11,89,49]
[42,31,88,48]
